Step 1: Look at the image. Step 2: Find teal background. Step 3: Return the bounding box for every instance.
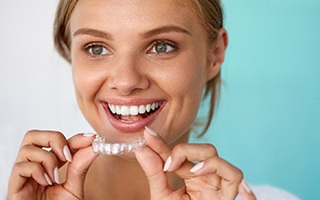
[192,0,320,199]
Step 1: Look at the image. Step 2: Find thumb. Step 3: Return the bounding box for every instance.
[135,145,172,199]
[63,133,99,198]
[238,180,256,200]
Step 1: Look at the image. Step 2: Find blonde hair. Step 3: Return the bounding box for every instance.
[53,0,224,136]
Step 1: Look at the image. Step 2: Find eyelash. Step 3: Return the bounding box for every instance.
[83,43,111,58]
[149,40,178,55]
[82,40,178,58]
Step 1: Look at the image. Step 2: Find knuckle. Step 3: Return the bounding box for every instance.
[12,163,24,175]
[172,143,188,153]
[24,129,38,140]
[47,131,68,146]
[202,143,218,156]
[50,131,65,139]
[50,131,65,140]
[233,168,244,182]
[12,162,21,171]
[19,144,32,155]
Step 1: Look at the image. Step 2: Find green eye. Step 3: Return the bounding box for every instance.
[86,44,110,56]
[91,45,103,55]
[151,42,175,53]
[155,43,168,53]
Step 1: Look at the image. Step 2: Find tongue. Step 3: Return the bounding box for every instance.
[119,114,145,123]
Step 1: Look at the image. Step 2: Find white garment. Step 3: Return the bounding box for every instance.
[236,185,300,200]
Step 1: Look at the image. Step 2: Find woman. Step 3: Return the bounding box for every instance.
[7,0,256,199]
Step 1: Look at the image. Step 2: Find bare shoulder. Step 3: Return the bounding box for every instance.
[236,185,300,200]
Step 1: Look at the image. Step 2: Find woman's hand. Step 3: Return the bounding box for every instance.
[135,127,256,200]
[7,130,98,200]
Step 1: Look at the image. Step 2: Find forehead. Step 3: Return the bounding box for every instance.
[69,0,202,35]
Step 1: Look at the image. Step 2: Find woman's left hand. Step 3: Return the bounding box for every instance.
[135,127,256,200]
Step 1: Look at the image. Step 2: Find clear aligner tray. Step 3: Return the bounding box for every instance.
[92,135,146,155]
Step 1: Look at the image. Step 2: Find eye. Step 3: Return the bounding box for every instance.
[85,44,111,56]
[150,41,176,54]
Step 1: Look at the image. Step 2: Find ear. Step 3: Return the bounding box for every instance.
[206,28,228,81]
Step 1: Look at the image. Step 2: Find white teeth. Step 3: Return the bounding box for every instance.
[139,105,146,114]
[129,106,139,115]
[146,104,151,112]
[120,106,129,115]
[109,104,116,114]
[108,102,161,116]
[116,105,121,114]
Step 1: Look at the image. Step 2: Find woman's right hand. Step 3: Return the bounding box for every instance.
[7,130,98,200]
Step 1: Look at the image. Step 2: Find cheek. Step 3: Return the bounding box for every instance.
[166,55,207,99]
[72,60,104,105]
[156,55,208,141]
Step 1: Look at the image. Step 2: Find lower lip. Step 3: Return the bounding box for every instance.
[102,102,165,133]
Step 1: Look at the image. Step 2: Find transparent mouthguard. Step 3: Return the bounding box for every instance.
[92,135,146,155]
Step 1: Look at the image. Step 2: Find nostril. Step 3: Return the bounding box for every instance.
[108,74,150,95]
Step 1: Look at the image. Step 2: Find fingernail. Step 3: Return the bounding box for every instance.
[190,161,204,173]
[163,156,172,172]
[44,173,52,185]
[54,167,61,184]
[241,179,252,193]
[145,126,158,137]
[63,145,73,162]
[83,133,96,137]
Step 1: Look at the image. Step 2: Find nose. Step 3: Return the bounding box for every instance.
[107,56,150,95]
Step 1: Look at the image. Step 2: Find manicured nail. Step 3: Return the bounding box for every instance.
[145,126,158,137]
[190,161,204,173]
[44,173,52,185]
[63,145,72,162]
[54,167,61,184]
[241,179,252,193]
[163,156,172,172]
[83,133,96,137]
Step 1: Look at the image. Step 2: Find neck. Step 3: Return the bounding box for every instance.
[84,155,147,199]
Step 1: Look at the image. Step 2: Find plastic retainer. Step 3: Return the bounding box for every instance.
[92,135,146,155]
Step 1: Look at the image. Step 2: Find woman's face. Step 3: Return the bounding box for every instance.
[69,0,220,145]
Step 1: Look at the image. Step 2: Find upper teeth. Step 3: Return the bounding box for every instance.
[108,102,161,116]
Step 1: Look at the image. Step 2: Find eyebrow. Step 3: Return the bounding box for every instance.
[73,28,114,40]
[141,25,192,38]
[73,25,192,40]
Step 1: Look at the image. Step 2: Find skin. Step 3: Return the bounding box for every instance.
[7,0,256,199]
[70,0,212,146]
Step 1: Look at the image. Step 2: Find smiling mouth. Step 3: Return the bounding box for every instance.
[107,101,163,123]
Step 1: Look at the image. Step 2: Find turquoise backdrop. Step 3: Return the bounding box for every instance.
[191,1,320,199]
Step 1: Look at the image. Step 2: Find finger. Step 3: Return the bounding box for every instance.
[238,180,256,200]
[144,127,195,178]
[16,144,60,184]
[144,127,171,160]
[67,133,97,153]
[63,133,98,198]
[21,130,70,163]
[165,143,218,172]
[8,161,52,195]
[135,145,172,199]
[189,157,243,200]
